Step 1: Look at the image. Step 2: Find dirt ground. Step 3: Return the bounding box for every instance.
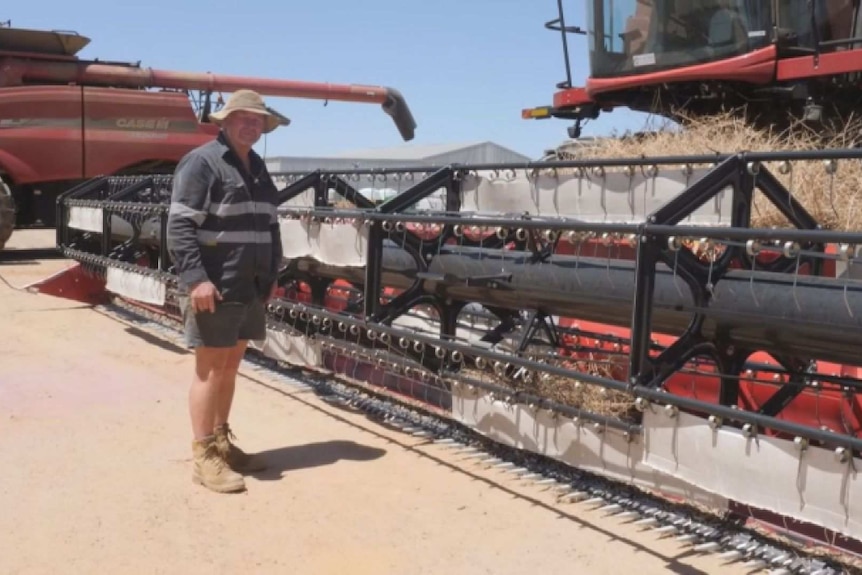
[0,231,752,575]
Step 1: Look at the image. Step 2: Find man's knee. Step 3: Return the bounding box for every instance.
[194,346,237,380]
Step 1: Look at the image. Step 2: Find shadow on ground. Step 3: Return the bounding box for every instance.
[250,440,386,480]
[124,326,190,355]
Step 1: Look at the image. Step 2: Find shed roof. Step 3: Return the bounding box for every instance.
[327,141,518,161]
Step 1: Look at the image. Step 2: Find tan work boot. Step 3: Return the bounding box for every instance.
[214,423,267,473]
[191,436,246,493]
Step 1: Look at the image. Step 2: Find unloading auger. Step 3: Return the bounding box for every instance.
[47,148,862,572]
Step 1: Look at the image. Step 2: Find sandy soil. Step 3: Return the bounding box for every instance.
[0,234,753,574]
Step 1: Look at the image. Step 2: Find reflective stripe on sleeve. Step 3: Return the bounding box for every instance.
[208,201,277,219]
[169,202,207,225]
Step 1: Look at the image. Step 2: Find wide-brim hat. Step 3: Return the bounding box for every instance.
[209,89,290,134]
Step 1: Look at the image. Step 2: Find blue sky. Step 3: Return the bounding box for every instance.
[8,0,652,160]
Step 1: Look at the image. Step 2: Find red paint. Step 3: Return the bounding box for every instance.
[552,86,593,109]
[0,85,218,185]
[551,46,778,110]
[552,238,861,440]
[26,262,108,305]
[555,316,862,439]
[0,57,395,106]
[777,47,862,81]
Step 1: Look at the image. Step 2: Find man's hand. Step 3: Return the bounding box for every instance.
[189,281,222,313]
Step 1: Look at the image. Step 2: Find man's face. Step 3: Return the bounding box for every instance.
[223,110,265,150]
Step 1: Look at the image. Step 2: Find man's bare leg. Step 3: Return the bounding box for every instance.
[214,340,249,428]
[188,345,246,492]
[211,339,266,472]
[189,346,233,439]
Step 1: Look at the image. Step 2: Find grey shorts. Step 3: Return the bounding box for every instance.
[179,297,267,348]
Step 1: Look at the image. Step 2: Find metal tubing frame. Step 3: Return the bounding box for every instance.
[275,208,862,244]
[377,167,455,214]
[624,155,839,417]
[269,296,862,453]
[269,300,638,433]
[268,147,862,178]
[364,221,383,317]
[54,149,862,452]
[277,170,376,209]
[273,152,862,446]
[628,234,658,387]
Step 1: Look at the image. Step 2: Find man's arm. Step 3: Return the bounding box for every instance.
[167,154,213,289]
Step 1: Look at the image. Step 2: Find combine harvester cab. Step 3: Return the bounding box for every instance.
[45,143,862,573]
[524,0,862,136]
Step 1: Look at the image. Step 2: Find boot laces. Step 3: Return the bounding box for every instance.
[224,423,238,443]
[204,441,227,471]
[218,424,245,460]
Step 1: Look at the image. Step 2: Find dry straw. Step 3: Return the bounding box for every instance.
[557,111,862,231]
[462,353,639,423]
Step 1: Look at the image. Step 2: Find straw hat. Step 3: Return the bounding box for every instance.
[209,89,290,133]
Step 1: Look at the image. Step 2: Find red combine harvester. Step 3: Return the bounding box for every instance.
[523,0,862,137]
[0,22,416,250]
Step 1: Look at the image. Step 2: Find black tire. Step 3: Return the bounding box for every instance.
[0,180,15,251]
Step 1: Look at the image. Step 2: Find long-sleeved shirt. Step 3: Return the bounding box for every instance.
[166,131,283,304]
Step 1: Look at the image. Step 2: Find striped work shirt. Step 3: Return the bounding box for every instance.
[166,131,283,304]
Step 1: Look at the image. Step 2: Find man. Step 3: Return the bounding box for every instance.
[166,89,289,493]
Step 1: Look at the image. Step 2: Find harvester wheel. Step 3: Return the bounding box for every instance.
[0,179,15,251]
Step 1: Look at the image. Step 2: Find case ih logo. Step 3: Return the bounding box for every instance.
[115,118,171,130]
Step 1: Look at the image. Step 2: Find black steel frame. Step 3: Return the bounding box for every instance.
[54,149,862,454]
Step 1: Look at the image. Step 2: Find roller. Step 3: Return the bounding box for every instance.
[289,245,862,366]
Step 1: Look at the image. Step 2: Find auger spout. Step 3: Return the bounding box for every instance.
[0,57,417,141]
